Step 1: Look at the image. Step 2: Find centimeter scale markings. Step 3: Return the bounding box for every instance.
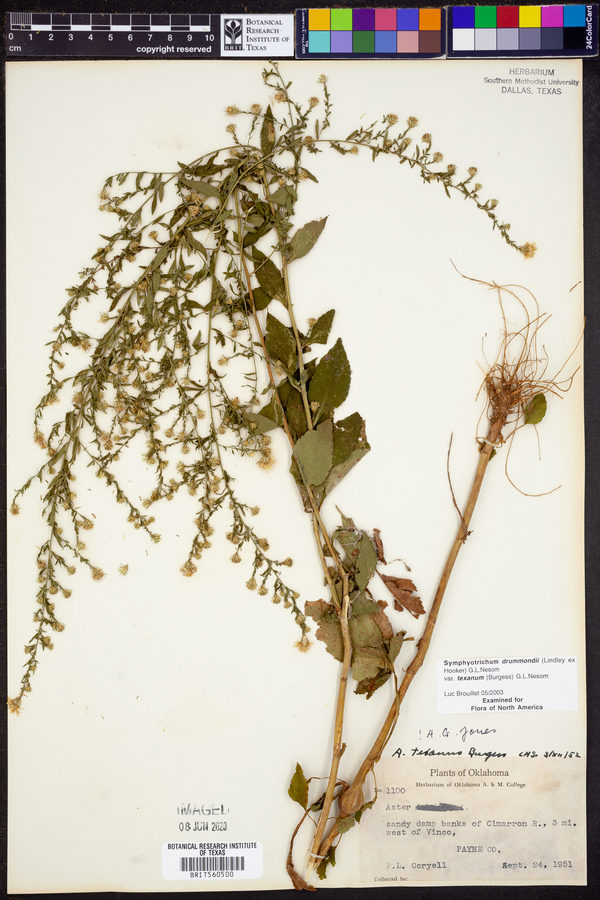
[7,12,220,57]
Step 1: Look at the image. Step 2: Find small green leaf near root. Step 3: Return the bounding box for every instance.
[288,763,309,809]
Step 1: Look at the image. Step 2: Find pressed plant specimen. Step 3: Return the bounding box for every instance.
[9,64,570,889]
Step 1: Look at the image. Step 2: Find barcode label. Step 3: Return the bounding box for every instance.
[180,855,245,872]
[162,841,262,880]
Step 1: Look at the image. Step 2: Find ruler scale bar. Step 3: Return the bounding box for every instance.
[9,12,211,31]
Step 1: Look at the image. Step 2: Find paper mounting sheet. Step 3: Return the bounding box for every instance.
[6,59,585,891]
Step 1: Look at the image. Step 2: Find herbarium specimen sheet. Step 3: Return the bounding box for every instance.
[7,59,585,891]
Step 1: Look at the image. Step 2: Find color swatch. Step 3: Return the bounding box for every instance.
[296,8,445,57]
[449,5,598,56]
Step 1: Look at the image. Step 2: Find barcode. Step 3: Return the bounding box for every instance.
[180,855,245,873]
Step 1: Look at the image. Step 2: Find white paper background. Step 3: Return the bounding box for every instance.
[6,59,585,892]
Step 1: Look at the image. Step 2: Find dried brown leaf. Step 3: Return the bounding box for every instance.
[371,600,394,641]
[373,528,386,564]
[379,573,425,619]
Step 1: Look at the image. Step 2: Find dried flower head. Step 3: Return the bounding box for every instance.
[520,242,537,259]
[8,697,22,715]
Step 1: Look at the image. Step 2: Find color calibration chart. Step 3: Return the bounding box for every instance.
[296,7,444,57]
[296,6,598,58]
[449,4,597,55]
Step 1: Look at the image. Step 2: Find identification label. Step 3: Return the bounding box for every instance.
[220,14,294,57]
[437,656,578,714]
[360,756,585,885]
[162,841,262,881]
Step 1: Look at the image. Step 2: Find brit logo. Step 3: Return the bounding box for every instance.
[224,18,243,51]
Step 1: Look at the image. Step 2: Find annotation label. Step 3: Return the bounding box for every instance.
[360,756,585,885]
[436,656,578,715]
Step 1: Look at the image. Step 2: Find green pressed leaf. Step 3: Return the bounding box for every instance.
[179,153,225,178]
[284,388,310,443]
[269,184,297,213]
[249,287,272,311]
[265,313,297,373]
[293,420,333,486]
[253,251,286,303]
[336,816,356,835]
[214,207,231,224]
[309,339,351,418]
[258,395,284,429]
[185,233,207,256]
[308,309,335,345]
[350,593,380,616]
[355,669,393,698]
[305,601,344,662]
[310,791,327,812]
[288,763,308,810]
[349,613,384,651]
[524,393,547,425]
[355,797,377,823]
[243,218,272,248]
[388,630,407,664]
[209,278,227,311]
[322,414,370,498]
[260,105,276,156]
[304,599,329,623]
[333,523,362,561]
[149,243,170,272]
[300,166,318,183]
[315,618,344,662]
[288,218,328,263]
[316,846,336,880]
[355,535,379,591]
[243,411,280,436]
[179,176,221,198]
[352,647,386,682]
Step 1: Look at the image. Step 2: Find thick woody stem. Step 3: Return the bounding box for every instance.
[305,575,352,875]
[314,414,507,865]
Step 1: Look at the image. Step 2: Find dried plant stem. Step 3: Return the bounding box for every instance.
[240,253,341,575]
[313,414,507,869]
[242,252,357,851]
[237,209,357,881]
[261,175,314,433]
[306,575,352,870]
